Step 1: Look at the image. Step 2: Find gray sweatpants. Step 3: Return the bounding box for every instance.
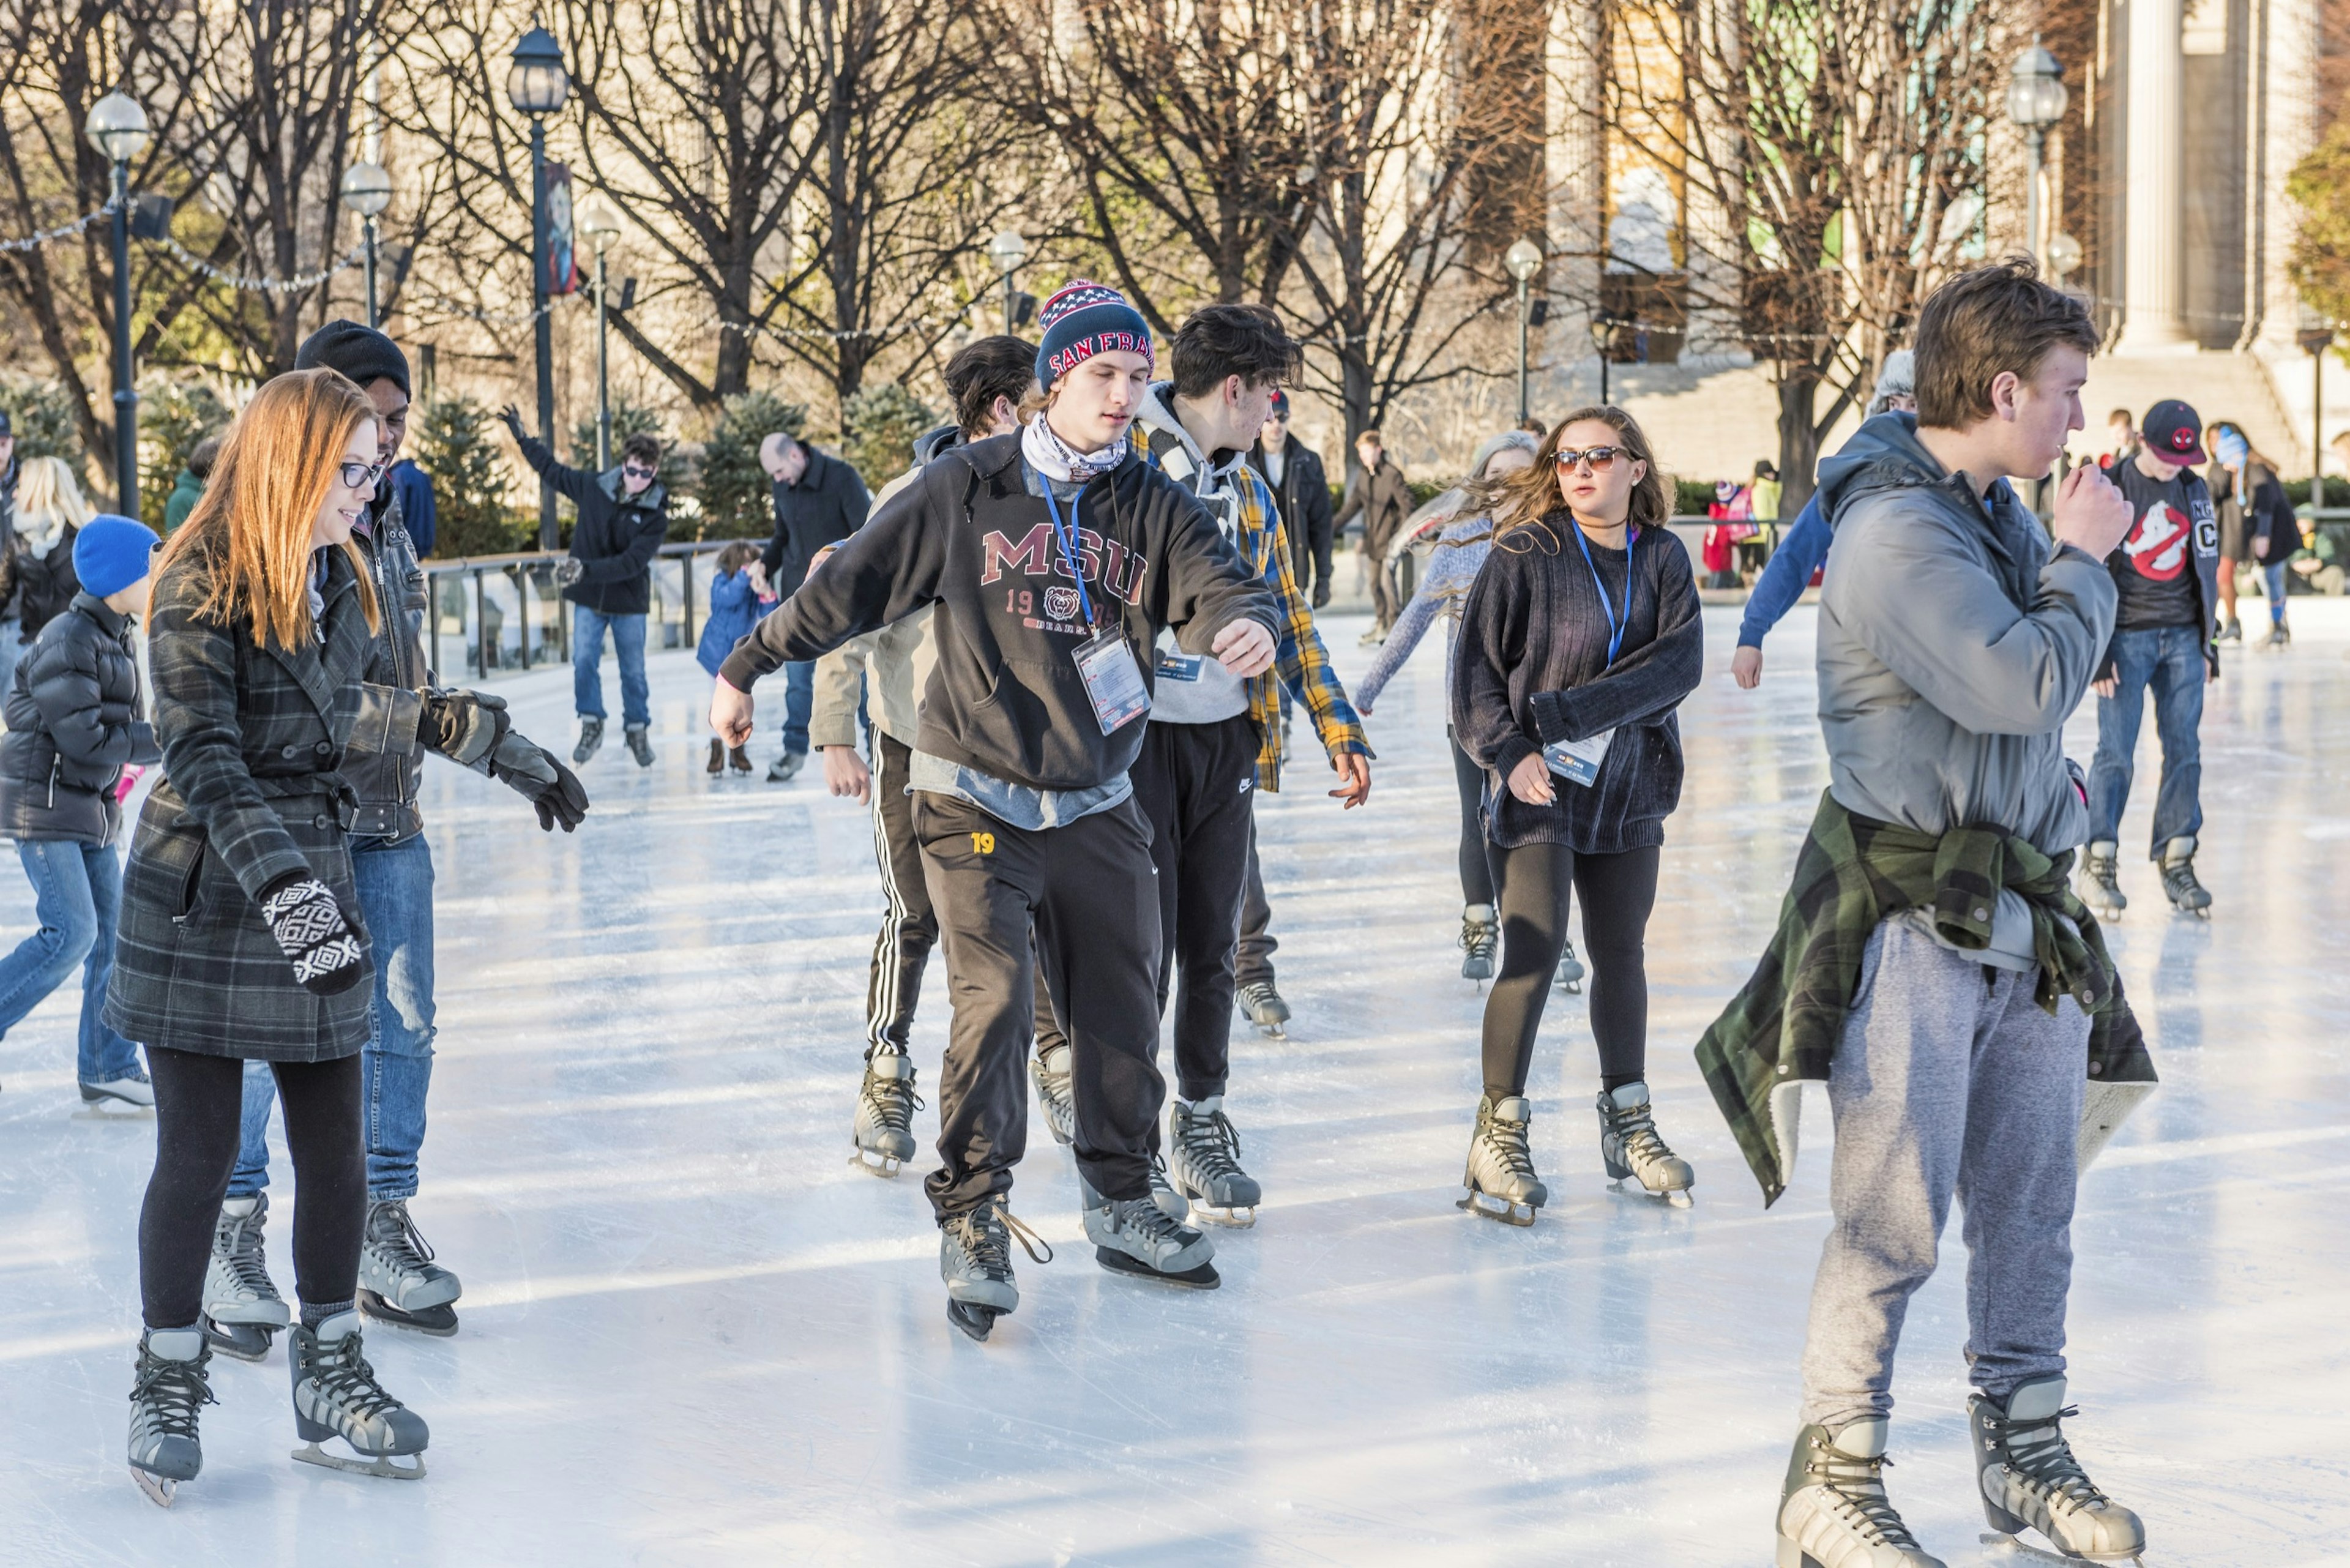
[1799,919,2089,1429]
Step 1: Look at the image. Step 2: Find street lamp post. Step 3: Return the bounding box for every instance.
[2007,40,2068,272]
[578,195,624,471]
[986,230,1028,334]
[86,90,150,517]
[1505,238,1543,425]
[2299,313,2335,507]
[1590,312,1616,406]
[508,24,570,548]
[339,162,392,329]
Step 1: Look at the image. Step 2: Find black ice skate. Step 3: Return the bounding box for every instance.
[1459,1092,1546,1226]
[1597,1083,1694,1207]
[1236,980,1289,1039]
[203,1192,289,1362]
[127,1327,214,1508]
[2079,842,2127,920]
[939,1197,1051,1343]
[2262,620,2291,648]
[1554,939,1585,995]
[706,737,726,775]
[1970,1376,2147,1566]
[851,1052,923,1176]
[359,1199,461,1337]
[2158,837,2210,918]
[726,744,753,774]
[1031,1043,1076,1146]
[624,723,654,767]
[572,717,603,764]
[1168,1096,1260,1226]
[1080,1174,1219,1288]
[289,1311,428,1480]
[1776,1417,1947,1568]
[1459,903,1498,982]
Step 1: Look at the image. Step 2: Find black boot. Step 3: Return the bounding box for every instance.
[572,718,603,764]
[625,725,654,767]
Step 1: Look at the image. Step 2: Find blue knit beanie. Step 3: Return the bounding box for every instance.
[1035,281,1152,389]
[74,513,161,599]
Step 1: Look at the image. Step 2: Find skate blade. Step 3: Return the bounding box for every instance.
[1093,1246,1220,1289]
[1181,1198,1258,1229]
[847,1148,905,1178]
[1979,1531,2146,1566]
[201,1316,277,1362]
[292,1441,425,1480]
[1254,1023,1287,1040]
[1606,1178,1695,1209]
[1457,1191,1538,1227]
[72,1102,154,1122]
[357,1294,458,1338]
[130,1467,181,1508]
[947,1301,1005,1342]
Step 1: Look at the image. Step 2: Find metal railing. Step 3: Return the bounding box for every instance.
[422,540,737,682]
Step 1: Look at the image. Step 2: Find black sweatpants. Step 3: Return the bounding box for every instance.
[1480,841,1660,1099]
[1449,728,1496,907]
[914,791,1165,1215]
[140,1047,365,1330]
[863,731,938,1056]
[1132,714,1260,1102]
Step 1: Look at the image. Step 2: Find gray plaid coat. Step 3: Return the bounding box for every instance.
[104,546,379,1061]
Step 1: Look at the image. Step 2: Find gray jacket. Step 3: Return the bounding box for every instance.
[1814,414,2116,856]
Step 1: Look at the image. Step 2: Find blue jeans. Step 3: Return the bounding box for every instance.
[2089,624,2206,854]
[231,832,437,1200]
[0,838,141,1084]
[2261,561,2291,623]
[778,660,814,756]
[572,606,651,728]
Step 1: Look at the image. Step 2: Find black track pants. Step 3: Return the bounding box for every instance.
[140,1047,364,1329]
[1479,841,1660,1099]
[863,731,938,1056]
[1131,715,1260,1102]
[914,792,1165,1216]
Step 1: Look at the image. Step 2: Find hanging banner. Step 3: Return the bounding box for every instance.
[545,162,580,297]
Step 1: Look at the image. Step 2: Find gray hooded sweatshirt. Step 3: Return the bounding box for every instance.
[1814,414,2116,861]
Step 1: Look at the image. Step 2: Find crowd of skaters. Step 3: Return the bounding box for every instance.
[0,251,2285,1564]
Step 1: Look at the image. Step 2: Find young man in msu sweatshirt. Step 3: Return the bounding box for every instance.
[711,282,1280,1340]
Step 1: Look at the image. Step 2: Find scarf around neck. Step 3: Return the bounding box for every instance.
[1023,414,1127,486]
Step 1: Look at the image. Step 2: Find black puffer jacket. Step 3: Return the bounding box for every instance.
[0,592,160,843]
[13,526,78,641]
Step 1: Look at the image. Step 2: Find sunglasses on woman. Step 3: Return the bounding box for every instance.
[1554,446,1626,473]
[337,458,387,491]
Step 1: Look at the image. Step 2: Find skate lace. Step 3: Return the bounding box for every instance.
[950,1201,1053,1282]
[1805,1439,1923,1550]
[305,1331,405,1425]
[1458,916,1497,959]
[860,1066,926,1135]
[1174,1105,1247,1182]
[1479,1105,1539,1179]
[1116,1195,1195,1247]
[1985,1406,2110,1513]
[132,1351,215,1438]
[220,1206,276,1297]
[2160,859,2205,900]
[1604,1100,1677,1173]
[369,1201,439,1276]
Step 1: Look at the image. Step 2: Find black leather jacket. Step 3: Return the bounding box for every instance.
[343,486,435,840]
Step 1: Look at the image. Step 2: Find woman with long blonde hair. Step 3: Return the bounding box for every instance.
[1447,405,1705,1226]
[105,368,430,1506]
[6,454,97,667]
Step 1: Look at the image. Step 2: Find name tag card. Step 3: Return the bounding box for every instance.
[1543,729,1614,788]
[1075,631,1151,734]
[1154,648,1205,683]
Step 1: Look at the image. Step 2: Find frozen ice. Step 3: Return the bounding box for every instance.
[1,604,2346,1564]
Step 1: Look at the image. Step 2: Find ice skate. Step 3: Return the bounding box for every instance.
[1459,903,1498,982]
[1554,939,1585,995]
[78,1070,155,1111]
[1775,1417,1947,1568]
[726,744,753,774]
[1168,1096,1260,1226]
[1459,1092,1546,1226]
[572,717,603,764]
[2079,842,2126,920]
[203,1193,290,1362]
[2262,621,2291,648]
[1031,1043,1076,1146]
[1597,1082,1694,1206]
[127,1327,214,1507]
[2216,616,2241,642]
[1147,1154,1190,1222]
[939,1197,1051,1343]
[358,1198,462,1337]
[1080,1173,1218,1288]
[1970,1376,2147,1565]
[624,723,655,767]
[288,1311,428,1480]
[1236,980,1289,1039]
[850,1052,923,1176]
[2158,837,2210,918]
[706,737,725,774]
[766,749,805,783]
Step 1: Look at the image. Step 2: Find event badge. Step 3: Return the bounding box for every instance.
[1543,729,1614,788]
[1154,646,1205,683]
[1075,630,1151,735]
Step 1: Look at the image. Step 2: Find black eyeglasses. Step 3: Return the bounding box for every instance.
[337,458,387,491]
[622,463,657,479]
[1554,446,1625,474]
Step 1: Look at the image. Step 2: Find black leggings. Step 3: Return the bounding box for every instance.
[1449,730,1496,907]
[140,1047,365,1330]
[1480,841,1660,1099]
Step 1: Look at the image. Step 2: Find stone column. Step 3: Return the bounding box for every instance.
[2118,0,2196,351]
[1548,0,1605,395]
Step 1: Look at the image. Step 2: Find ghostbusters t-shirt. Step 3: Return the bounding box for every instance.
[2104,460,2214,630]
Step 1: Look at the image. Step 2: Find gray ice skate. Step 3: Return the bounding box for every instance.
[1970,1376,2147,1565]
[572,717,603,764]
[358,1198,461,1337]
[1775,1417,1947,1568]
[289,1310,428,1480]
[127,1327,214,1507]
[1460,1092,1546,1226]
[939,1197,1051,1343]
[1554,939,1585,995]
[1079,1173,1218,1288]
[1459,903,1498,982]
[1147,1154,1190,1223]
[1168,1096,1261,1226]
[1597,1082,1694,1206]
[2080,842,2127,920]
[1236,980,1289,1039]
[2158,837,2210,918]
[203,1192,290,1362]
[1031,1043,1076,1146]
[851,1051,923,1176]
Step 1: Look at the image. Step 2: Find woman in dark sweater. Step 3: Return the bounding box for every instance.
[1449,406,1704,1225]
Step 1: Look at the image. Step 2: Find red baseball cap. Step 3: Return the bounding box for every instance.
[2139,399,2207,466]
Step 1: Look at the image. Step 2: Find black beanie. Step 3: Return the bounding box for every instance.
[294,319,410,398]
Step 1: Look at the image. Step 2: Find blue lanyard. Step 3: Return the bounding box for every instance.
[1573,524,1637,666]
[1040,485,1099,627]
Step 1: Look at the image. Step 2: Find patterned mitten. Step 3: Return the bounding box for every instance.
[259,875,367,995]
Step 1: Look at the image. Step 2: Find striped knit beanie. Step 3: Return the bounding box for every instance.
[1035,281,1152,389]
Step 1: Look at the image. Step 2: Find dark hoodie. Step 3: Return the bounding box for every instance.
[722,431,1278,794]
[513,435,671,614]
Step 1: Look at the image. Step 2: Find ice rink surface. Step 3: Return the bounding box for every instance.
[2,601,2346,1567]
